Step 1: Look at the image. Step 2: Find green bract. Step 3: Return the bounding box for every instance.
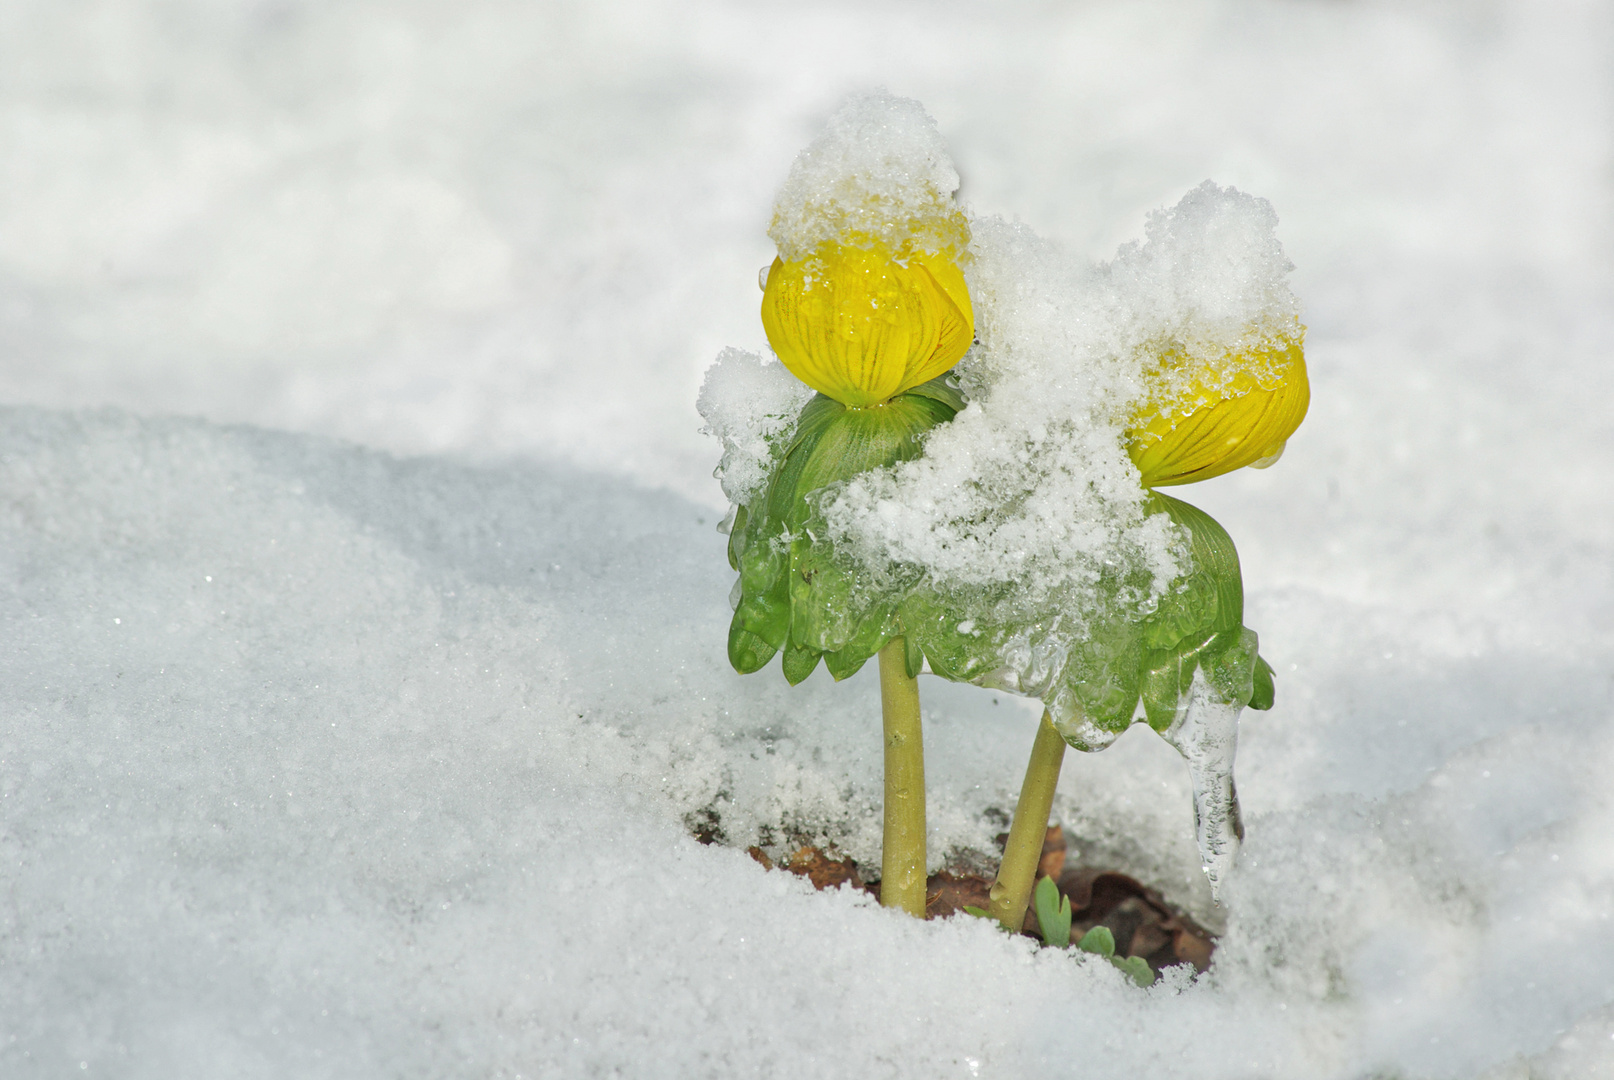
[725,382,1277,748]
[727,376,964,682]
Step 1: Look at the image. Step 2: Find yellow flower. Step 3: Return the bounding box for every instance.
[761,237,973,408]
[1126,337,1310,487]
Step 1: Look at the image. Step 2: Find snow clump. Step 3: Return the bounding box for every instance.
[817,184,1301,635]
[767,89,967,261]
[697,348,815,506]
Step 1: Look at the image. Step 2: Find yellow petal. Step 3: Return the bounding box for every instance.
[1127,340,1309,487]
[762,239,973,407]
[913,249,974,386]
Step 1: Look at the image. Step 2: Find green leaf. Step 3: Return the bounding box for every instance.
[725,504,748,571]
[898,589,1002,684]
[727,622,778,674]
[1130,494,1279,723]
[780,642,821,685]
[821,646,870,681]
[962,905,1015,934]
[1201,626,1259,706]
[762,395,847,527]
[1062,624,1146,733]
[785,394,954,528]
[788,539,860,652]
[1144,492,1244,643]
[899,372,967,413]
[723,388,963,682]
[1249,654,1276,711]
[1033,876,1072,948]
[1077,925,1115,958]
[904,635,924,680]
[733,566,791,652]
[1110,955,1156,987]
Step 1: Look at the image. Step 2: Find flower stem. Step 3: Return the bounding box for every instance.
[878,637,927,917]
[988,710,1067,932]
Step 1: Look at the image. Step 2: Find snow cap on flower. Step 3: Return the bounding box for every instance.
[762,91,974,407]
[1112,182,1309,486]
[767,90,967,263]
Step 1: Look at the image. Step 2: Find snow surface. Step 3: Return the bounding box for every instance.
[3,2,1614,1078]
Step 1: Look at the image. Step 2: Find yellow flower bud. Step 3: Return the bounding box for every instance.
[761,238,973,408]
[1127,337,1310,487]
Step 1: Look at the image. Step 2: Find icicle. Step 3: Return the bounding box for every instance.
[1162,668,1245,901]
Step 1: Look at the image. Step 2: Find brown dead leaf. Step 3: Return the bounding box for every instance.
[782,846,862,890]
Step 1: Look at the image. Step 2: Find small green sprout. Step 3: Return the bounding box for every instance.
[1074,926,1155,987]
[969,880,1158,986]
[1033,876,1071,948]
[1076,925,1114,956]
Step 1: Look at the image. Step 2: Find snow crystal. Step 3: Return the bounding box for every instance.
[768,90,966,261]
[696,347,815,506]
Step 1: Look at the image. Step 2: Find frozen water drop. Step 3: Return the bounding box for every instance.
[1162,669,1244,900]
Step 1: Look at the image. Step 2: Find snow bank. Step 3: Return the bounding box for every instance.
[4,406,1612,1077]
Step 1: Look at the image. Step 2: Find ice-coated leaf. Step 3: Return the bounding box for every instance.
[728,624,779,674]
[733,567,790,652]
[899,372,968,413]
[903,635,924,679]
[722,385,962,682]
[1249,654,1276,711]
[725,504,747,571]
[780,642,821,685]
[1201,627,1261,708]
[822,646,869,682]
[1141,491,1243,648]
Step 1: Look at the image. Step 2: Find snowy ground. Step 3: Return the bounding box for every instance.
[3,2,1614,1077]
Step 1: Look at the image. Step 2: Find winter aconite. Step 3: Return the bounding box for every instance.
[760,238,974,408]
[1127,338,1310,486]
[701,93,1309,941]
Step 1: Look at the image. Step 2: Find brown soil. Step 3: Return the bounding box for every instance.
[747,826,1215,974]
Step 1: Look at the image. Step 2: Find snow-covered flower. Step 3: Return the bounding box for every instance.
[760,237,973,408]
[1125,337,1310,486]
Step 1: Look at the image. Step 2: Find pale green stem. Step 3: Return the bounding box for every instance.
[988,710,1067,932]
[878,637,927,917]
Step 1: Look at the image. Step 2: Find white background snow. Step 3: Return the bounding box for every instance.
[3,2,1613,1077]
